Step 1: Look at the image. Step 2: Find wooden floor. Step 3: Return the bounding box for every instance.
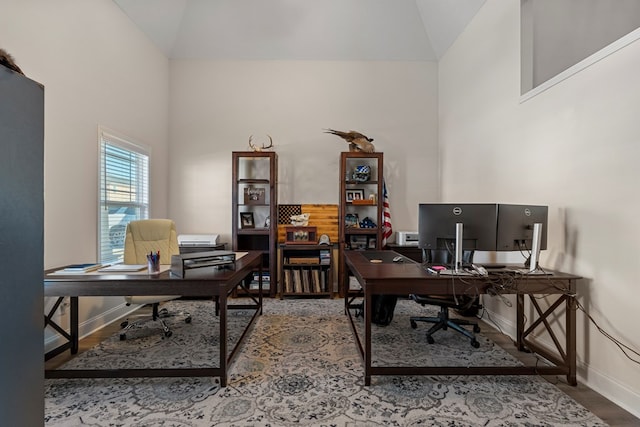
[45,304,639,427]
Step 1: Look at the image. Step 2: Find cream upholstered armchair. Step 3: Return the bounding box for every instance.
[119,219,191,340]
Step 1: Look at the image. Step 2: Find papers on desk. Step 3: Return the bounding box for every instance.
[97,264,147,273]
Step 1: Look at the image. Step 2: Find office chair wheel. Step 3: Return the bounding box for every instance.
[164,330,172,338]
[471,339,480,348]
[410,320,417,329]
[473,325,481,333]
[185,315,192,324]
[119,333,126,341]
[426,335,435,344]
[120,321,129,328]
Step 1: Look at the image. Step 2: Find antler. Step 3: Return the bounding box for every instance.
[262,135,273,150]
[248,135,273,151]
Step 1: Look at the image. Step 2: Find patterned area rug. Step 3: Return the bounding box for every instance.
[45,298,606,426]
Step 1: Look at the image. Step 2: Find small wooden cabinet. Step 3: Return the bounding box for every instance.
[232,151,278,296]
[279,244,333,298]
[338,151,384,296]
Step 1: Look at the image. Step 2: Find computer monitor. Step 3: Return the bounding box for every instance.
[418,203,498,272]
[496,204,548,251]
[496,204,548,271]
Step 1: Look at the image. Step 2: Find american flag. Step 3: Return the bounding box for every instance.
[382,180,392,248]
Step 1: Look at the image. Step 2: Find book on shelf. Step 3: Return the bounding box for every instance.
[287,257,319,265]
[312,269,322,293]
[249,271,271,290]
[293,269,303,293]
[319,250,331,265]
[302,269,310,293]
[320,270,327,293]
[284,269,293,293]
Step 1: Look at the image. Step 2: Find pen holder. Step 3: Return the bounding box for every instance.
[147,253,160,275]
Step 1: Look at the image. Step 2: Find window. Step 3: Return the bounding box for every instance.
[98,127,149,264]
[521,0,640,98]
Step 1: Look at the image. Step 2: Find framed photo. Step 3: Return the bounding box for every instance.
[244,187,265,204]
[345,213,359,228]
[346,189,365,203]
[240,212,255,229]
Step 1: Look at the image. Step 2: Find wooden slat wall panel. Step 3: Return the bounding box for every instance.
[277,204,338,243]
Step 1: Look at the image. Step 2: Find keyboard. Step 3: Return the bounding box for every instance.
[480,263,506,269]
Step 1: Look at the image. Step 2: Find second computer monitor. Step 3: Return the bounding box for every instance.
[495,204,548,251]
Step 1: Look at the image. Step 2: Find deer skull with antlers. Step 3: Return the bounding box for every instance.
[248,135,274,152]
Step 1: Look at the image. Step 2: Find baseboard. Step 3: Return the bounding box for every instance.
[576,358,640,419]
[483,307,640,419]
[44,303,142,354]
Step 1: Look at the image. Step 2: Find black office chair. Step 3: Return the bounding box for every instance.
[410,249,481,347]
[410,294,481,348]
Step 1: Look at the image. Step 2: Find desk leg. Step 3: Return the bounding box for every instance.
[70,297,79,354]
[364,289,372,386]
[219,292,228,387]
[566,289,577,386]
[516,294,526,351]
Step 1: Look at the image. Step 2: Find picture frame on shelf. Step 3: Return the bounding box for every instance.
[346,189,365,203]
[240,212,255,229]
[345,213,359,228]
[244,187,265,204]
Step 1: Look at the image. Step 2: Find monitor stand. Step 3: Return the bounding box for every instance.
[439,222,473,276]
[511,223,550,275]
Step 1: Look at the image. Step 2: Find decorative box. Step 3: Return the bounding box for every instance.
[285,226,317,244]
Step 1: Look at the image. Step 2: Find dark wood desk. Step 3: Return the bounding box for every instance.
[44,251,263,387]
[343,250,580,386]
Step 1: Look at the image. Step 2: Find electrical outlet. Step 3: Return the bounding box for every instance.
[60,298,69,315]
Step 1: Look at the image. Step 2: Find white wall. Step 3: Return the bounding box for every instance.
[439,1,640,416]
[0,0,170,346]
[168,60,439,239]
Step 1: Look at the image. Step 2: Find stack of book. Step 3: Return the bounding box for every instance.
[319,249,331,265]
[56,263,102,274]
[249,272,270,290]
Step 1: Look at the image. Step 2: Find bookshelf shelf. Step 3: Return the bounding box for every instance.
[279,244,333,299]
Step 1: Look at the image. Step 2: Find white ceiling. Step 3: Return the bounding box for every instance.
[113,0,486,61]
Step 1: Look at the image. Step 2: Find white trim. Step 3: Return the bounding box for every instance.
[98,125,150,156]
[45,303,142,353]
[521,27,640,102]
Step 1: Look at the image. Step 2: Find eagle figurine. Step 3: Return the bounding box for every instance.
[324,129,375,153]
[0,48,24,75]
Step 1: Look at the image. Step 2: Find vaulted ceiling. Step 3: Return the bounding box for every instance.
[113,0,486,61]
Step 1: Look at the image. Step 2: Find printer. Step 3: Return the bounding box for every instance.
[396,231,419,246]
[177,234,220,247]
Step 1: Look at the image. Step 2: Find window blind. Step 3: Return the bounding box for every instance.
[98,128,149,264]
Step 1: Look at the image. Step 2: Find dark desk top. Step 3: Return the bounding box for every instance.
[44,250,263,297]
[344,250,581,295]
